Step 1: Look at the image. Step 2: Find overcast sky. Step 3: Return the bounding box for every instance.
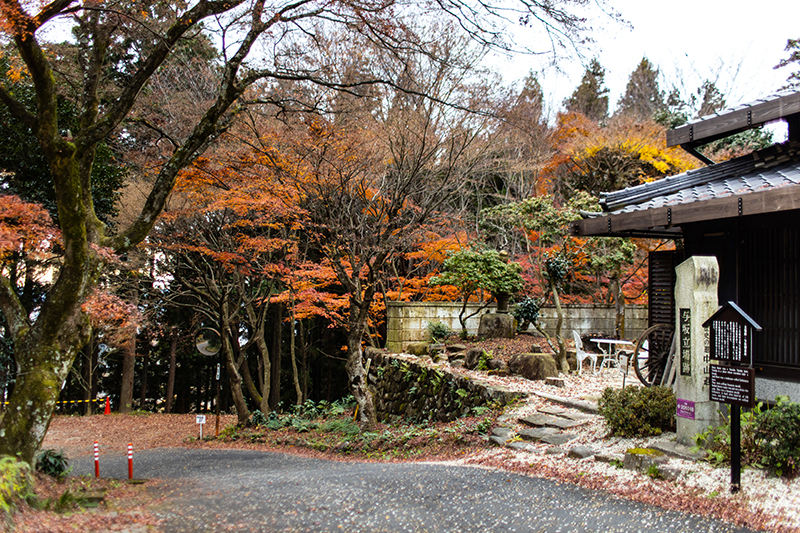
[497,0,799,117]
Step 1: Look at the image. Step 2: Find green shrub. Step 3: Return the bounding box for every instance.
[249,410,268,427]
[35,449,71,480]
[693,402,764,467]
[512,297,540,326]
[427,321,451,342]
[753,397,800,477]
[598,386,676,437]
[0,456,33,514]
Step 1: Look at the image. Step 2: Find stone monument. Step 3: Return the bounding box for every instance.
[674,256,721,446]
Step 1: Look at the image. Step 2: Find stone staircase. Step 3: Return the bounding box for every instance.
[488,393,704,478]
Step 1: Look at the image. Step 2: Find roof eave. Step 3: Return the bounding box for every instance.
[571,185,800,237]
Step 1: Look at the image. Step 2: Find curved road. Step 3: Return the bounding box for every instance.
[73,449,755,533]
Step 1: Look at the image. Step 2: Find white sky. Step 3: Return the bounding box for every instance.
[496,0,799,117]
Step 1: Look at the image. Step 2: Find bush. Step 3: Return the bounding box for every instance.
[249,410,269,427]
[34,449,71,480]
[598,386,676,437]
[693,402,764,467]
[753,397,800,477]
[427,321,451,342]
[0,456,33,514]
[512,297,540,327]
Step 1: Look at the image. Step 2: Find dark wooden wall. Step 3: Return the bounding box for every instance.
[683,210,800,380]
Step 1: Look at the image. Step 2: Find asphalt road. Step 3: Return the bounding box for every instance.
[72,448,756,533]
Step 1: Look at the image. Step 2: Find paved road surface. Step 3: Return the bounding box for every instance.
[72,448,755,533]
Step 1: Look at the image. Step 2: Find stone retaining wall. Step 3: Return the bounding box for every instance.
[367,352,521,423]
[386,301,648,353]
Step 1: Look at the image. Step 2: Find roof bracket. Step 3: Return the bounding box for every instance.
[667,208,672,226]
[689,124,694,142]
[747,110,752,126]
[738,197,743,216]
[608,218,612,232]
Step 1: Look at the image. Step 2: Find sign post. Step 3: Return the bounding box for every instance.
[196,414,207,439]
[703,301,761,493]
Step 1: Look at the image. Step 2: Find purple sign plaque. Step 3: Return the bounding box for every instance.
[677,399,695,420]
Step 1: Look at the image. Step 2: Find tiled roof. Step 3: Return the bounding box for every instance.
[686,89,799,128]
[598,142,800,216]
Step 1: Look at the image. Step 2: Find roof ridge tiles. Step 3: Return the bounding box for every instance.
[601,142,798,212]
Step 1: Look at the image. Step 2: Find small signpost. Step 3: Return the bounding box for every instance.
[702,301,761,493]
[196,414,207,439]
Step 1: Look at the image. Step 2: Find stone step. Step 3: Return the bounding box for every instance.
[518,413,585,430]
[538,406,593,421]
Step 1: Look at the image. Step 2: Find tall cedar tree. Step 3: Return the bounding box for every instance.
[616,58,665,120]
[564,58,609,123]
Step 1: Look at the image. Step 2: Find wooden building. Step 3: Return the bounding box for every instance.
[571,90,800,398]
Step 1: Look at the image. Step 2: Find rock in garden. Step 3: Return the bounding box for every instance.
[477,313,515,339]
[464,348,485,370]
[507,353,558,381]
[567,446,596,459]
[622,448,668,472]
[406,342,428,356]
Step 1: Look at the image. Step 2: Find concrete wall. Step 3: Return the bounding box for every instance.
[386,301,648,353]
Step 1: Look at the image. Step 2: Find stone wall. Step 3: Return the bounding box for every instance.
[386,301,648,353]
[367,352,521,423]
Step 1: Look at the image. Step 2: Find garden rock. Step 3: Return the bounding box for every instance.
[477,313,515,339]
[519,413,583,430]
[464,348,486,370]
[517,427,558,441]
[567,446,596,459]
[508,353,558,381]
[406,342,428,356]
[623,448,668,473]
[542,433,577,447]
[507,440,537,452]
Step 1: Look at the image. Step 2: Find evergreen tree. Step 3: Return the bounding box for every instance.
[696,80,726,117]
[616,57,665,120]
[776,37,800,89]
[563,58,609,122]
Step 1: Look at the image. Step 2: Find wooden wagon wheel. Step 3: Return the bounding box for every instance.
[633,323,675,387]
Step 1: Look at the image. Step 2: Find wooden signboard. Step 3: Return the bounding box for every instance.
[701,301,761,493]
[709,365,756,408]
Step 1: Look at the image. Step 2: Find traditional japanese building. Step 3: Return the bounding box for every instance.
[571,89,800,399]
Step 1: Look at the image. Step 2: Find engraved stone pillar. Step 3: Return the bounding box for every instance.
[675,256,721,446]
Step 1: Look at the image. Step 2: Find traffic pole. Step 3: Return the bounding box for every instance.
[94,441,100,478]
[127,443,133,480]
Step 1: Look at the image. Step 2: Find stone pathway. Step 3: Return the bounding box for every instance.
[489,392,704,480]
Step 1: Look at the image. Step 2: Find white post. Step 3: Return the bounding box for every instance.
[674,256,721,446]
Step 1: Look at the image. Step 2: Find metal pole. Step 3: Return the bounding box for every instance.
[215,358,221,437]
[94,441,99,478]
[127,443,133,480]
[731,404,741,493]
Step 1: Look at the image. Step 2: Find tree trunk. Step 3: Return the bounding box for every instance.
[269,306,282,411]
[289,305,302,406]
[550,279,569,374]
[346,298,377,430]
[299,320,308,403]
[83,341,93,416]
[138,344,149,410]
[119,334,136,413]
[220,304,250,425]
[610,271,625,338]
[165,328,178,414]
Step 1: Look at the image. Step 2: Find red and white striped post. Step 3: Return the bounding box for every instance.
[93,441,100,478]
[127,443,133,480]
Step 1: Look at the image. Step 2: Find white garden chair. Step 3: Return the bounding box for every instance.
[573,330,598,375]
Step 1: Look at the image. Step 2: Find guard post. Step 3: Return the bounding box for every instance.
[703,301,761,493]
